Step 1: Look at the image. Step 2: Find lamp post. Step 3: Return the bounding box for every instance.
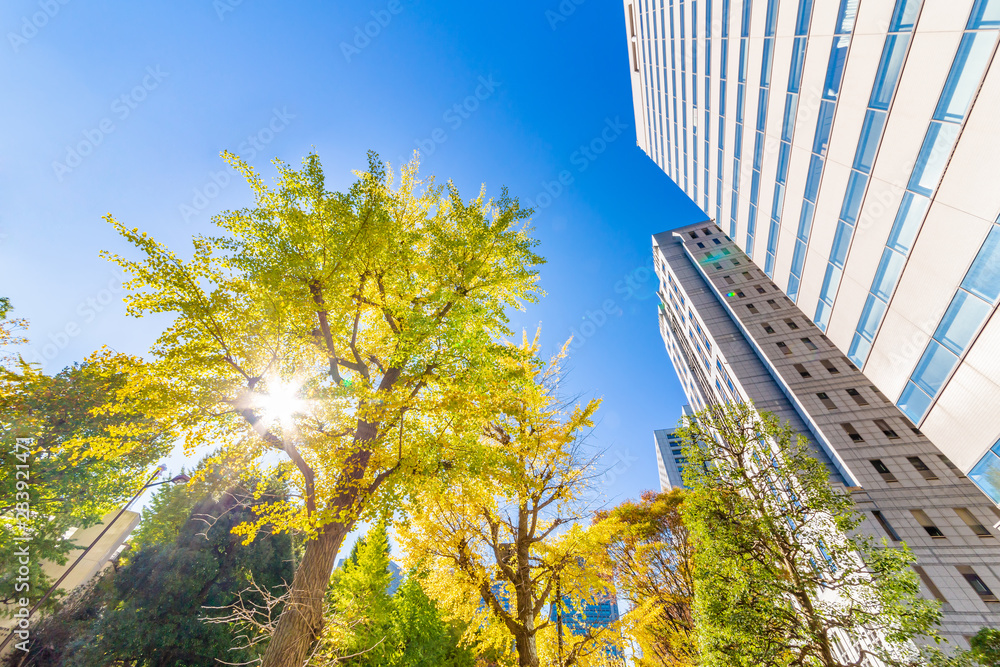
[0,465,189,653]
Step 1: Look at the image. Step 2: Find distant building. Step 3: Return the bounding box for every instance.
[654,407,691,490]
[550,592,622,660]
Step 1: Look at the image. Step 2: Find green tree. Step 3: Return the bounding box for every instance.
[0,351,174,611]
[103,151,543,666]
[594,490,696,666]
[971,628,1000,666]
[317,523,475,666]
[13,482,295,666]
[677,402,942,667]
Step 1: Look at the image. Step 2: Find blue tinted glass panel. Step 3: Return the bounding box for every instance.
[911,340,958,395]
[961,225,1000,303]
[890,0,921,31]
[804,156,824,202]
[788,39,806,92]
[840,171,868,225]
[761,39,774,87]
[848,333,872,366]
[777,143,791,181]
[969,452,1000,504]
[782,94,798,141]
[742,0,752,36]
[870,35,909,110]
[734,124,743,157]
[854,110,886,172]
[767,220,780,252]
[872,248,905,300]
[898,381,932,423]
[824,39,849,99]
[723,0,731,36]
[787,273,801,301]
[836,0,860,33]
[815,299,832,330]
[909,122,960,196]
[750,172,760,203]
[858,294,887,339]
[830,220,853,267]
[813,101,836,156]
[934,290,991,355]
[772,182,785,212]
[935,32,997,122]
[887,192,930,253]
[820,263,843,299]
[796,0,814,35]
[797,202,815,241]
[791,241,807,271]
[757,90,769,128]
[754,132,765,166]
[968,0,1000,28]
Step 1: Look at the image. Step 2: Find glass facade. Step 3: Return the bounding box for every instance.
[786,0,859,302]
[729,0,752,238]
[715,0,731,228]
[765,0,815,276]
[849,5,1000,369]
[813,0,920,331]
[744,0,779,256]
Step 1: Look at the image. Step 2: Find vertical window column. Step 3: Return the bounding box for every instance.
[715,0,731,227]
[814,0,922,331]
[670,0,682,183]
[729,0,752,238]
[692,0,700,203]
[786,0,859,302]
[764,0,815,276]
[745,0,779,257]
[703,0,713,212]
[849,0,1000,368]
[680,0,690,192]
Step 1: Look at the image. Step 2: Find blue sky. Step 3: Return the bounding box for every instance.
[1,1,706,524]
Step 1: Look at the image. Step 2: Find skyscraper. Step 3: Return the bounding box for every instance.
[654,413,689,490]
[654,221,1000,645]
[625,0,1000,504]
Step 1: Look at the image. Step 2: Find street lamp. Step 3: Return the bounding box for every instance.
[0,465,189,653]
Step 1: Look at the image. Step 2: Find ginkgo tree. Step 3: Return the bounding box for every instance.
[398,334,624,667]
[102,151,544,666]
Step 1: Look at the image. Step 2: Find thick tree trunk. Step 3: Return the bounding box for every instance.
[260,522,348,667]
[514,632,540,667]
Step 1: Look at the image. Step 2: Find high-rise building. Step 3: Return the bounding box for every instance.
[624,0,1000,504]
[654,419,688,490]
[653,221,1000,645]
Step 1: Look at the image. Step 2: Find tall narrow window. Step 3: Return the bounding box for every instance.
[777,342,792,355]
[872,511,901,541]
[871,459,898,483]
[954,508,992,536]
[913,566,948,602]
[957,566,998,603]
[801,337,818,351]
[846,388,869,406]
[874,419,900,439]
[908,456,939,481]
[784,318,799,330]
[841,423,864,442]
[821,359,840,374]
[794,363,811,378]
[767,299,781,310]
[817,393,837,410]
[938,455,965,478]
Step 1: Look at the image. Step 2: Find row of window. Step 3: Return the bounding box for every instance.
[786,0,858,303]
[764,0,814,277]
[871,502,995,542]
[812,0,922,333]
[848,0,1000,370]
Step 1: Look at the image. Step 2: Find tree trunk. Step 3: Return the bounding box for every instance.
[260,522,348,667]
[514,632,540,667]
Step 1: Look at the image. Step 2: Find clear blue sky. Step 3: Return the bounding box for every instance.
[1,1,706,517]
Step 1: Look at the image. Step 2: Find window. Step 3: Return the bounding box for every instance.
[714,262,723,270]
[777,342,792,355]
[910,121,961,196]
[747,304,759,314]
[817,393,837,410]
[969,0,1000,29]
[908,456,939,481]
[702,227,712,235]
[821,334,835,348]
[735,290,746,298]
[801,337,818,351]
[873,511,900,541]
[742,271,752,279]
[957,566,998,603]
[722,248,731,255]
[763,322,775,334]
[913,566,947,602]
[871,459,898,483]
[794,363,811,378]
[871,386,891,404]
[841,423,865,442]
[821,359,840,374]
[724,275,735,285]
[935,32,997,123]
[689,231,699,239]
[938,455,965,478]
[846,388,869,406]
[910,509,945,538]
[698,242,706,249]
[954,508,992,537]
[784,318,799,330]
[767,299,780,310]
[732,259,741,266]
[755,284,766,294]
[874,419,900,438]
[870,35,909,110]
[713,238,722,245]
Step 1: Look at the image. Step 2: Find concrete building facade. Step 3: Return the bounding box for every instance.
[654,222,1000,644]
[625,0,1000,503]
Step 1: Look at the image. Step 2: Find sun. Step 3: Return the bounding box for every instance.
[255,380,305,428]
